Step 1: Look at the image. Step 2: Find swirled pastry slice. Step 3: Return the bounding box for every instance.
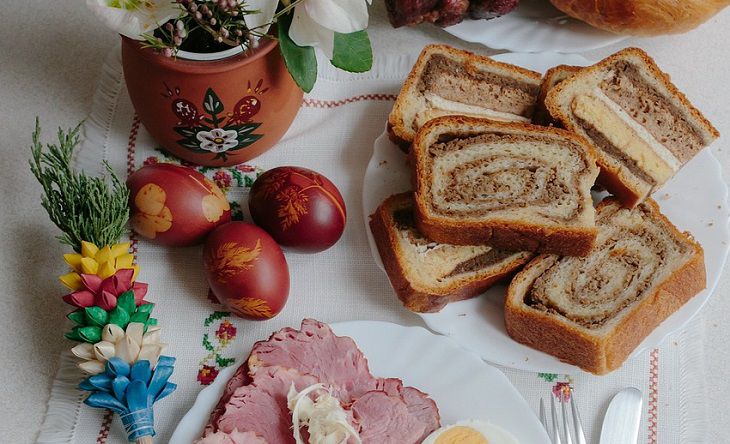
[505,198,706,374]
[545,47,719,208]
[388,44,542,149]
[533,65,582,127]
[412,116,599,256]
[370,193,533,313]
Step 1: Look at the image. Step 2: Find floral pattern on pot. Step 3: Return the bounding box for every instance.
[163,81,265,162]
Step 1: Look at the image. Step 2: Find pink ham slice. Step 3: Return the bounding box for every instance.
[204,319,441,444]
[377,378,441,442]
[206,362,252,434]
[214,367,318,444]
[195,429,267,444]
[248,319,379,400]
[352,391,426,443]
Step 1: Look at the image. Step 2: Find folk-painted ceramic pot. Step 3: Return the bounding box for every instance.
[121,37,303,167]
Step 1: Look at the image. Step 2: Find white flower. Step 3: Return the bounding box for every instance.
[288,0,371,59]
[196,128,239,153]
[86,0,180,40]
[71,323,166,374]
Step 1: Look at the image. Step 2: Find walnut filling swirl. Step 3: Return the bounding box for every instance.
[524,203,691,329]
[427,133,592,223]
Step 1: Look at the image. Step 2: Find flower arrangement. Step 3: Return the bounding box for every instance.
[87,0,373,92]
[30,121,176,443]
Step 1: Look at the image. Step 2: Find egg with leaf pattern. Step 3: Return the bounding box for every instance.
[203,222,290,320]
[127,163,231,247]
[248,166,346,253]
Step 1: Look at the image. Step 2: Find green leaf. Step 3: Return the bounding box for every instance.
[148,318,158,327]
[67,310,86,326]
[137,303,155,315]
[65,328,83,342]
[130,311,150,324]
[117,291,136,315]
[84,306,109,327]
[216,356,235,367]
[78,326,102,343]
[109,306,131,328]
[277,12,317,93]
[202,333,214,352]
[331,31,372,73]
[203,88,224,115]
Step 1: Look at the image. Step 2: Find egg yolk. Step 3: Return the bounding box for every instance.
[435,426,489,444]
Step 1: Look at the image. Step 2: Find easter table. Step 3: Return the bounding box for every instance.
[2,1,730,443]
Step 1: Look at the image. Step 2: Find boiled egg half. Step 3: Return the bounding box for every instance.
[422,420,518,444]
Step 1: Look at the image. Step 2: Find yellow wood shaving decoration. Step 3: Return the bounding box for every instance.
[58,240,139,289]
[228,297,273,318]
[207,239,262,282]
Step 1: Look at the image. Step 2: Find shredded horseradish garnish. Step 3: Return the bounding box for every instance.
[287,383,362,444]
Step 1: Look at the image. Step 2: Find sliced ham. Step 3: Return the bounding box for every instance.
[215,367,318,444]
[377,378,441,442]
[248,319,379,400]
[206,362,252,434]
[195,429,267,444]
[352,391,426,443]
[203,320,441,444]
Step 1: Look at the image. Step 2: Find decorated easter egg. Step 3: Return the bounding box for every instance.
[248,166,346,253]
[203,222,290,319]
[127,163,231,247]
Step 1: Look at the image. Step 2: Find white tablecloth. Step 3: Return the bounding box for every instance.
[2,1,730,443]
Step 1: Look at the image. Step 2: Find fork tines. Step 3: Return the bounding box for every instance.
[539,387,586,444]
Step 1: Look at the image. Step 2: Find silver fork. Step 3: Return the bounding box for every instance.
[539,387,587,444]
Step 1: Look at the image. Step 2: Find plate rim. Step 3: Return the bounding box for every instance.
[170,320,550,443]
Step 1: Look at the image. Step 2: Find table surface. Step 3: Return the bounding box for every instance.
[1,1,729,442]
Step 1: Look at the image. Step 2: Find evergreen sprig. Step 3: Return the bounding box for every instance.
[29,119,130,252]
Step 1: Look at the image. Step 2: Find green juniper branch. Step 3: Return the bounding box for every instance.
[29,119,129,252]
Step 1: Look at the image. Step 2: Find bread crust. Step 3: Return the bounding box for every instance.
[504,198,707,374]
[545,47,719,208]
[388,44,542,147]
[548,0,729,36]
[369,193,532,313]
[411,115,599,257]
[533,65,582,127]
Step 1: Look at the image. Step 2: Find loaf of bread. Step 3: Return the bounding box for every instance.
[411,116,599,256]
[388,44,542,149]
[533,65,582,127]
[505,198,706,374]
[370,193,532,313]
[549,0,730,36]
[545,47,719,208]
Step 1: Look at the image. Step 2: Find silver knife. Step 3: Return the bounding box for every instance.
[599,387,643,444]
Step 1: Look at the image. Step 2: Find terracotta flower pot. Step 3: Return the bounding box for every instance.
[121,37,303,166]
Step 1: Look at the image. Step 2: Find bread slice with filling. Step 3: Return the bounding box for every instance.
[411,116,600,256]
[388,44,542,149]
[370,193,533,313]
[533,65,582,126]
[505,198,706,374]
[545,47,719,208]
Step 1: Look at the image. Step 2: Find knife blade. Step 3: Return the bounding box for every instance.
[599,387,643,444]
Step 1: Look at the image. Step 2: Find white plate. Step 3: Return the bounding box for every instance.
[363,52,730,374]
[443,0,626,53]
[170,321,550,444]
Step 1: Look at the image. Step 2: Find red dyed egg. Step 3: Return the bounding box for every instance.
[203,222,290,319]
[127,163,231,247]
[249,166,346,253]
